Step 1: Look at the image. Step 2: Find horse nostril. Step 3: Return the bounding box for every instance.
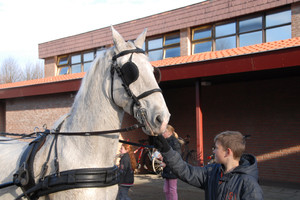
[156,115,162,124]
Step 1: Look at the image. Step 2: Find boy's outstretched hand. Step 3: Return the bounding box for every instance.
[154,134,171,153]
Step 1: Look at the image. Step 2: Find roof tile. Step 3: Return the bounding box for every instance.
[151,37,300,67]
[1,37,300,90]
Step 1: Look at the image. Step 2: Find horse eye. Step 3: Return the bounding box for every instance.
[153,67,161,83]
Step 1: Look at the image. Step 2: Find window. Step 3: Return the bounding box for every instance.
[57,49,100,75]
[266,9,291,42]
[145,32,180,61]
[215,22,236,51]
[191,7,291,54]
[192,26,212,54]
[71,54,81,74]
[83,52,94,72]
[148,38,163,61]
[164,33,180,58]
[57,56,70,75]
[239,17,263,47]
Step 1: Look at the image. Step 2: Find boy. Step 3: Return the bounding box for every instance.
[154,131,263,200]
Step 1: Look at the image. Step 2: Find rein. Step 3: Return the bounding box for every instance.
[1,47,162,199]
[0,123,153,199]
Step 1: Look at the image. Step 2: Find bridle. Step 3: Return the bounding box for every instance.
[3,47,164,200]
[110,47,162,122]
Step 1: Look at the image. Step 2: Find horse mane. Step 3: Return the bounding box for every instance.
[75,47,114,102]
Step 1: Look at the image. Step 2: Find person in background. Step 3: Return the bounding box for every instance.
[154,130,263,200]
[118,143,136,200]
[160,125,182,200]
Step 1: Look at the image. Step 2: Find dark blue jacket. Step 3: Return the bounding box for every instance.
[162,149,263,200]
[119,153,134,186]
[162,135,181,179]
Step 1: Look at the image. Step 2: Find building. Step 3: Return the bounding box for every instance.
[1,0,300,187]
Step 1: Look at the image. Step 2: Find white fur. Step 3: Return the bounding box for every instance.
[0,27,170,199]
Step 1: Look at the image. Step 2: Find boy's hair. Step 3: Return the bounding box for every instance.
[214,131,246,159]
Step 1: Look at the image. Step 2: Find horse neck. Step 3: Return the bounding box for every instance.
[58,50,124,168]
[64,49,123,131]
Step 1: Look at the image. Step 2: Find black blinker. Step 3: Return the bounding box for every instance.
[121,62,139,85]
[153,67,161,83]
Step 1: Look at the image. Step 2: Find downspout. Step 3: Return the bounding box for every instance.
[195,80,204,166]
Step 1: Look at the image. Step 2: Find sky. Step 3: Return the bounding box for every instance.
[0,0,204,69]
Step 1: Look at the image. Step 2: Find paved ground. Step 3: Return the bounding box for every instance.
[128,174,300,200]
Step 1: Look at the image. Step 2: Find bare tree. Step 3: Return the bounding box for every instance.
[0,57,23,84]
[23,60,44,80]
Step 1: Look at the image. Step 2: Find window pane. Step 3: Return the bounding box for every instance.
[71,55,81,64]
[71,64,81,73]
[165,34,180,45]
[216,36,236,50]
[58,56,68,65]
[148,49,163,61]
[239,17,262,33]
[84,52,94,62]
[194,28,211,40]
[216,22,236,37]
[148,38,163,50]
[266,25,291,42]
[165,47,180,58]
[59,67,69,75]
[194,41,212,53]
[240,31,262,47]
[84,62,92,72]
[266,10,291,27]
[96,48,106,57]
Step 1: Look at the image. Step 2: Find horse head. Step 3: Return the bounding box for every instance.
[110,27,170,136]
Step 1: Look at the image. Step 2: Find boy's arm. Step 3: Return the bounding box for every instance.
[163,148,207,189]
[155,135,207,189]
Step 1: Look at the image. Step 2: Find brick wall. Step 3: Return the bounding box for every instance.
[121,85,196,148]
[292,2,300,37]
[180,28,191,56]
[40,0,298,59]
[42,1,300,77]
[121,75,300,186]
[201,76,300,185]
[5,93,74,134]
[44,57,56,78]
[3,74,300,186]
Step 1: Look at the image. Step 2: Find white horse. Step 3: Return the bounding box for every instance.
[0,27,170,199]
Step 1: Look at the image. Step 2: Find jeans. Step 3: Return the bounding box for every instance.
[163,179,178,200]
[118,186,131,200]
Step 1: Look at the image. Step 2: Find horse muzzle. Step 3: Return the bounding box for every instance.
[136,107,169,136]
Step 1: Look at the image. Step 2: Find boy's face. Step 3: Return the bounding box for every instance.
[213,140,227,164]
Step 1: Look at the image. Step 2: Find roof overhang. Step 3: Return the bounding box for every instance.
[0,46,299,100]
[160,46,300,81]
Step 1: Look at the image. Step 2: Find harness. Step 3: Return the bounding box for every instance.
[6,47,162,199]
[110,47,162,118]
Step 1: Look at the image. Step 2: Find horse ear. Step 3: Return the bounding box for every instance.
[134,28,147,49]
[111,26,126,52]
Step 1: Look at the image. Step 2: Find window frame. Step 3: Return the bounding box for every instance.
[145,31,180,61]
[56,49,100,75]
[163,32,180,59]
[191,6,291,54]
[191,25,213,54]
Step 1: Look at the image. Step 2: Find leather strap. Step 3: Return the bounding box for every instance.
[16,166,119,199]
